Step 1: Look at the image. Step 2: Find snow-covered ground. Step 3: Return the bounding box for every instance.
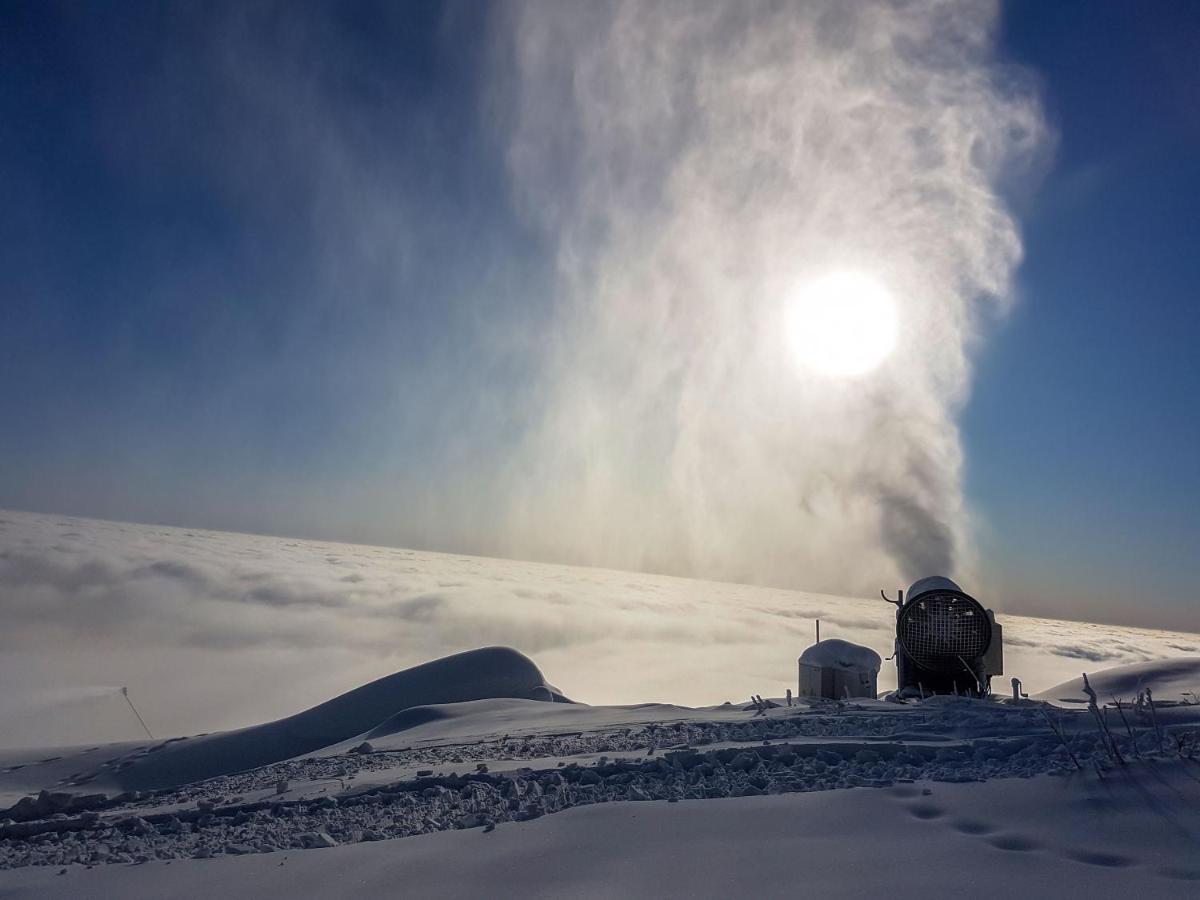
[2,509,1199,897]
[1,648,1198,896]
[4,763,1199,898]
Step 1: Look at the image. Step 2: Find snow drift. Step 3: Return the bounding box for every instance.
[1037,658,1200,707]
[106,647,565,791]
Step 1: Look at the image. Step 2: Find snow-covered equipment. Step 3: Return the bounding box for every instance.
[887,576,1003,697]
[798,639,881,700]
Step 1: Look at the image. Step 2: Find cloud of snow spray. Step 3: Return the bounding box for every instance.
[493,0,1046,595]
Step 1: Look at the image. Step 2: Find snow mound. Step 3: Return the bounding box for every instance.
[364,705,453,738]
[105,647,563,791]
[1036,656,1200,705]
[1036,657,1200,705]
[799,639,881,672]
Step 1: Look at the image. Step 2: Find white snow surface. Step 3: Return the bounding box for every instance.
[798,638,881,671]
[0,653,1198,896]
[3,764,1199,899]
[1038,658,1200,706]
[2,509,1197,748]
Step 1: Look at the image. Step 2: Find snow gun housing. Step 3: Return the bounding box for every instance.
[884,576,1003,698]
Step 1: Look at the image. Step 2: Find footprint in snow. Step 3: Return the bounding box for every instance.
[949,818,995,835]
[906,802,945,820]
[1156,866,1200,881]
[986,833,1042,852]
[1060,848,1135,868]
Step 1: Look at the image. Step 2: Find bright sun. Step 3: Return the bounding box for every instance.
[787,271,899,377]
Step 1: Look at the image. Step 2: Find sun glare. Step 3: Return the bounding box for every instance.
[787,271,899,377]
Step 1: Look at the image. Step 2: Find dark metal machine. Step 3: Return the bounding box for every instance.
[883,576,1003,697]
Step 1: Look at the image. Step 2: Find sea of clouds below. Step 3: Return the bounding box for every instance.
[1,509,1196,748]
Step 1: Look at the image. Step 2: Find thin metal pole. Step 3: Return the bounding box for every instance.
[121,687,154,740]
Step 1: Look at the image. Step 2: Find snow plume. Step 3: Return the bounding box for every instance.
[492,0,1047,594]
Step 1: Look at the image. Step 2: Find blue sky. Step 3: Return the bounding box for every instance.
[1,1,550,541]
[1,1,1197,632]
[968,1,1200,629]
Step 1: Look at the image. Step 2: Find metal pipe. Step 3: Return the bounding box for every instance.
[121,686,154,740]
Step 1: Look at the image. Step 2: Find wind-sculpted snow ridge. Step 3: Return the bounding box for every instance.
[2,661,1198,871]
[1037,658,1200,707]
[53,648,564,794]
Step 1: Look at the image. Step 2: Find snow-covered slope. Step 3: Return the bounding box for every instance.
[3,763,1198,899]
[1038,658,1200,705]
[90,647,562,793]
[0,652,1198,897]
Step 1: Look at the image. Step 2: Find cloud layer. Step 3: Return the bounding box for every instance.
[2,510,1193,748]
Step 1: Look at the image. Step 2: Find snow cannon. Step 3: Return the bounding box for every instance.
[798,639,882,700]
[884,577,1003,698]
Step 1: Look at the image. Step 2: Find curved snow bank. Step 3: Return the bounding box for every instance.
[321,698,713,755]
[1036,657,1200,705]
[364,706,453,739]
[109,647,561,791]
